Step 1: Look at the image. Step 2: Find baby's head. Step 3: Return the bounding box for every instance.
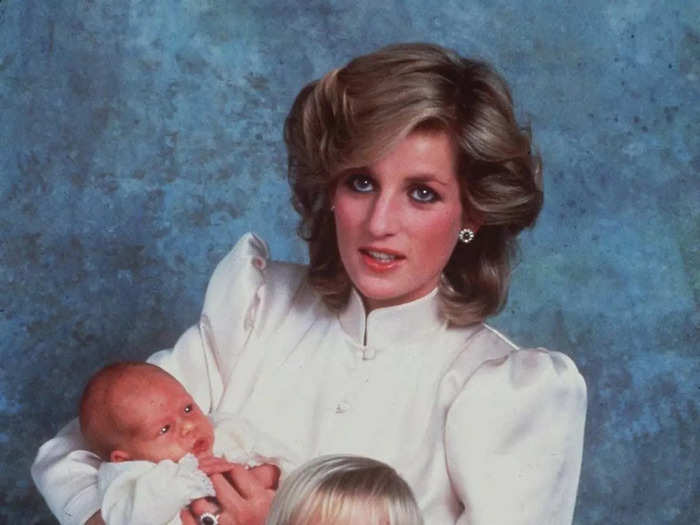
[79,362,214,463]
[266,455,423,525]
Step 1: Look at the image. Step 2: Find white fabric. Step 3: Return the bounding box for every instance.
[98,454,212,525]
[95,414,299,525]
[211,412,300,475]
[32,233,587,525]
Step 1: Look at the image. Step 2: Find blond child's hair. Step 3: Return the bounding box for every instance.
[265,455,423,525]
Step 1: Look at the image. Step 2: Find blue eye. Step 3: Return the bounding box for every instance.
[410,186,439,203]
[348,175,374,193]
[184,404,192,413]
[159,424,170,435]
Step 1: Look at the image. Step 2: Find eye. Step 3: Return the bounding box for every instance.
[409,185,439,203]
[347,174,374,193]
[159,424,170,435]
[184,404,192,414]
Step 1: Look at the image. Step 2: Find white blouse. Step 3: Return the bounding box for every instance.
[32,233,587,525]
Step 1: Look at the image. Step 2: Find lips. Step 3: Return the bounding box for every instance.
[359,247,405,271]
[191,437,212,456]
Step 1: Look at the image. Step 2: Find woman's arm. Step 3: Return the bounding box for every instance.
[31,326,214,525]
[31,419,103,525]
[445,349,587,525]
[31,234,268,523]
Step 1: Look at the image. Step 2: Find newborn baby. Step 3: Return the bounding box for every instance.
[80,362,294,525]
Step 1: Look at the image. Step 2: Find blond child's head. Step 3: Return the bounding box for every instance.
[266,455,423,525]
[79,362,214,463]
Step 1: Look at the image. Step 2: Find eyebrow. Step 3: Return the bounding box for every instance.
[404,174,451,187]
[342,168,452,187]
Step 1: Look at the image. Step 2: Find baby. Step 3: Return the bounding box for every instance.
[266,455,423,525]
[80,362,293,525]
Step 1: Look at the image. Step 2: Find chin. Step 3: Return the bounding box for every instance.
[357,282,399,301]
[359,286,412,308]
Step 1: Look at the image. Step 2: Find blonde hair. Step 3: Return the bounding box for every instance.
[284,42,542,325]
[266,455,423,525]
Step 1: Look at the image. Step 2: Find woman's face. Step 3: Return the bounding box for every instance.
[332,129,467,311]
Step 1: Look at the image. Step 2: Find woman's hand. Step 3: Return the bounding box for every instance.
[180,500,220,525]
[248,463,281,490]
[197,456,239,476]
[189,465,277,525]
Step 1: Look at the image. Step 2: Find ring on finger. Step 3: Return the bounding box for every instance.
[199,512,219,525]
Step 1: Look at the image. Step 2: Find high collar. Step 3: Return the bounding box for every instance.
[338,287,446,353]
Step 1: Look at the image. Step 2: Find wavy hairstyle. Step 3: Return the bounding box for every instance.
[265,455,423,525]
[284,43,542,325]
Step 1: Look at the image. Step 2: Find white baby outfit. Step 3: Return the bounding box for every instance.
[97,453,211,525]
[97,412,297,525]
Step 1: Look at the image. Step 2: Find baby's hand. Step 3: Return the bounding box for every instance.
[197,455,238,476]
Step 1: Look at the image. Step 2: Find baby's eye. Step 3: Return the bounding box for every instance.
[410,186,439,203]
[347,174,374,193]
[184,404,192,414]
[159,424,170,435]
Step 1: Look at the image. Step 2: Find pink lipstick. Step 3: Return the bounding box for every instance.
[359,247,405,272]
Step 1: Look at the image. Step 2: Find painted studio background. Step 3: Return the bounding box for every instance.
[1,1,698,523]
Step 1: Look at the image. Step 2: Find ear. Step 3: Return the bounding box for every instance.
[461,210,483,234]
[462,222,482,234]
[110,449,131,463]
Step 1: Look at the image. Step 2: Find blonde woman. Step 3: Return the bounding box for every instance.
[266,455,422,525]
[33,43,586,525]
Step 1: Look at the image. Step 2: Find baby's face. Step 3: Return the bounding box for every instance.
[116,372,214,463]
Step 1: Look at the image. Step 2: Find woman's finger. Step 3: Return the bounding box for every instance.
[225,463,265,499]
[180,508,198,525]
[249,464,280,489]
[209,471,275,524]
[210,472,247,513]
[189,496,221,516]
[198,456,238,475]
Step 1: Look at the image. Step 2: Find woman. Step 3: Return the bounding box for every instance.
[33,43,586,524]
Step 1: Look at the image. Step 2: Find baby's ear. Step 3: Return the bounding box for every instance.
[110,449,131,463]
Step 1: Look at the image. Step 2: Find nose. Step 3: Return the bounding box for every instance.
[180,419,196,437]
[366,191,399,237]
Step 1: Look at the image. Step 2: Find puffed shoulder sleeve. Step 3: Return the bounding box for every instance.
[445,349,587,525]
[149,232,268,412]
[31,419,102,525]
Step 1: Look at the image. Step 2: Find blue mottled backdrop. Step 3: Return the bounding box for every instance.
[1,0,698,523]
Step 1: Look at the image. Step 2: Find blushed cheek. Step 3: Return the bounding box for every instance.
[424,222,460,272]
[334,203,363,258]
[415,213,458,245]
